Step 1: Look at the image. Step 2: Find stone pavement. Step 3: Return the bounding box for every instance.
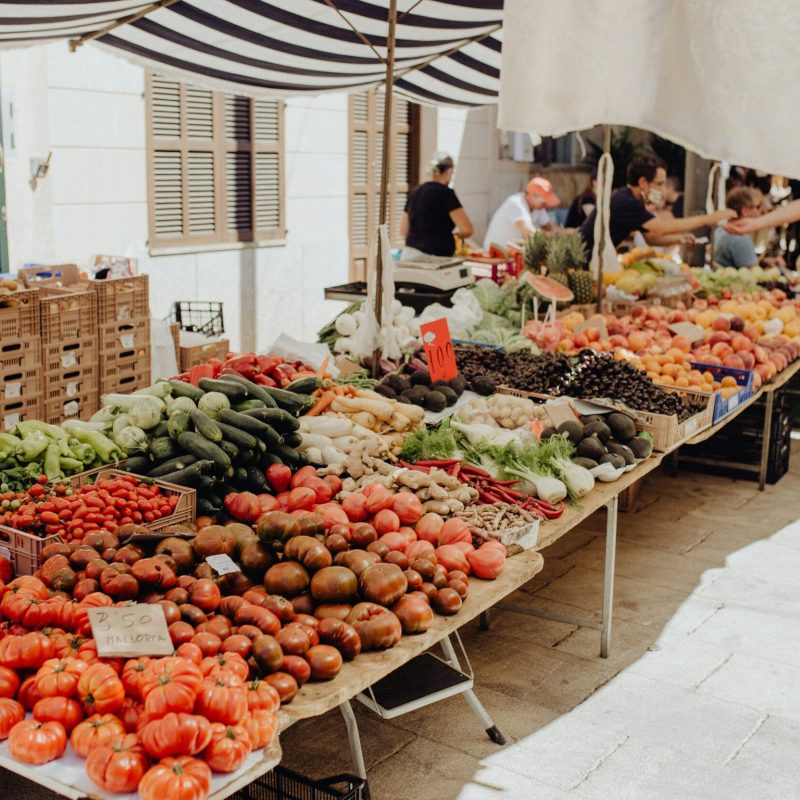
[1,443,797,800]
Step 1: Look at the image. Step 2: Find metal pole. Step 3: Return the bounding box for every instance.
[371,0,397,376]
[596,125,611,313]
[69,0,179,51]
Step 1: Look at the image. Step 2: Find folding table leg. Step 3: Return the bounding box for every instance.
[758,391,774,491]
[339,701,368,781]
[600,495,618,659]
[439,635,506,745]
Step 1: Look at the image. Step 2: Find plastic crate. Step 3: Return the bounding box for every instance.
[179,339,230,372]
[43,336,98,376]
[0,337,42,403]
[689,362,755,424]
[38,285,97,343]
[0,287,40,339]
[0,525,62,577]
[99,317,151,357]
[1,393,41,432]
[231,767,367,800]
[172,301,225,337]
[99,352,151,394]
[43,386,99,425]
[94,274,149,323]
[631,386,714,451]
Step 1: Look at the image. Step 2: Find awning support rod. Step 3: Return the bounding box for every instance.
[323,0,386,64]
[69,0,179,51]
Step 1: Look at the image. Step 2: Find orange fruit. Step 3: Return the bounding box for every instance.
[720,375,737,388]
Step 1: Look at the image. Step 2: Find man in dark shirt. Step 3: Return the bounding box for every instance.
[579,155,734,257]
[400,153,473,257]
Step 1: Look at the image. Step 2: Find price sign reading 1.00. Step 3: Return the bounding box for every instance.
[419,317,458,383]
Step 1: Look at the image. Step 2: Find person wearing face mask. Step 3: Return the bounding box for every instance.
[715,188,786,269]
[483,177,560,251]
[399,153,473,259]
[578,155,735,257]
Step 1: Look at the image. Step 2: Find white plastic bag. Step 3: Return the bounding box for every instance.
[151,318,179,380]
[417,287,484,339]
[268,334,340,377]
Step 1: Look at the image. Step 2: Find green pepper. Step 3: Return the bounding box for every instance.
[0,432,21,451]
[44,443,63,480]
[15,420,68,440]
[58,457,84,473]
[62,425,123,463]
[17,430,49,462]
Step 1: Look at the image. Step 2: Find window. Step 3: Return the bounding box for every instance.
[146,73,285,250]
[348,91,419,281]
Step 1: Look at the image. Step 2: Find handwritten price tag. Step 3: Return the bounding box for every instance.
[88,605,173,658]
[419,318,457,383]
[206,554,241,576]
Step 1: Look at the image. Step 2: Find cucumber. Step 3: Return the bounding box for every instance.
[218,409,282,447]
[198,378,247,402]
[159,460,215,487]
[205,490,224,509]
[281,431,303,449]
[240,407,300,432]
[190,409,223,442]
[167,412,191,439]
[286,376,324,395]
[151,421,170,439]
[218,440,239,461]
[246,466,270,493]
[260,452,283,468]
[237,448,256,464]
[273,443,303,467]
[169,380,205,401]
[149,454,198,478]
[233,399,267,412]
[218,374,278,408]
[122,455,152,474]
[232,466,249,487]
[177,432,231,473]
[214,421,262,453]
[261,386,316,416]
[150,436,178,461]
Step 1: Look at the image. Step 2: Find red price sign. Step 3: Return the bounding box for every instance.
[420,318,457,383]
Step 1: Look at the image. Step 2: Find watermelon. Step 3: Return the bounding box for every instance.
[525,273,574,308]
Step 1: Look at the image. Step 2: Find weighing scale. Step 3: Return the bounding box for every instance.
[394,255,475,291]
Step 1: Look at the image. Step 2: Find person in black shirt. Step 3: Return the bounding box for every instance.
[579,155,734,257]
[565,169,597,229]
[400,153,473,258]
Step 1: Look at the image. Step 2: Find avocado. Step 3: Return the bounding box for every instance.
[472,375,496,396]
[374,384,397,399]
[557,420,585,445]
[582,414,605,426]
[410,368,431,387]
[577,435,606,462]
[540,426,557,440]
[573,457,599,470]
[401,388,426,406]
[437,386,458,406]
[628,436,653,460]
[424,391,448,413]
[431,380,451,391]
[607,412,636,443]
[384,374,410,393]
[607,441,635,466]
[583,420,611,443]
[449,374,467,396]
[601,453,626,469]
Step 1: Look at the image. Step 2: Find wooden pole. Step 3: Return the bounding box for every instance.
[596,124,611,313]
[371,0,397,376]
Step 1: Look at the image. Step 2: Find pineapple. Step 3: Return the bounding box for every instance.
[524,230,548,273]
[564,231,588,270]
[568,270,595,304]
[545,235,570,279]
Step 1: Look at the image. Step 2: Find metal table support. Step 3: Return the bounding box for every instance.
[758,390,775,490]
[484,496,619,658]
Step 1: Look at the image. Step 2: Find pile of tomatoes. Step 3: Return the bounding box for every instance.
[0,474,181,544]
[0,574,278,799]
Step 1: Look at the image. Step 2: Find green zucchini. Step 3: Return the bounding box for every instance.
[240,407,300,432]
[281,430,303,449]
[217,409,282,448]
[218,374,278,408]
[190,409,223,442]
[214,421,262,452]
[168,380,205,401]
[232,466,249,488]
[205,489,224,509]
[159,460,215,487]
[151,421,170,439]
[233,399,267,412]
[122,455,152,474]
[261,386,316,416]
[218,440,239,461]
[286,376,324,395]
[273,443,303,467]
[259,452,283,468]
[167,412,191,439]
[198,378,247,402]
[237,448,256,464]
[150,436,178,461]
[149,454,198,478]
[177,432,231,473]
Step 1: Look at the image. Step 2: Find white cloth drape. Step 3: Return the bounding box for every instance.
[499,0,800,178]
[589,152,616,279]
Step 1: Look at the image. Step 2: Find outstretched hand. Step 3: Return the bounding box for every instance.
[724,218,758,235]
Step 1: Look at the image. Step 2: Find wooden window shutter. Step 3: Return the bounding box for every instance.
[146,73,285,250]
[348,91,419,282]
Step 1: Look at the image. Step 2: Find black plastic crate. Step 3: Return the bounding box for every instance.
[232,767,367,800]
[171,301,225,337]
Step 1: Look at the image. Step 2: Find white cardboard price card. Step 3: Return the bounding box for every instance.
[206,553,241,575]
[88,605,173,658]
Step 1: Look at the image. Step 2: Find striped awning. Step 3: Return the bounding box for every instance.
[0,1,502,106]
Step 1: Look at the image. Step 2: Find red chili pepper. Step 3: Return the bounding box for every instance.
[252,374,277,386]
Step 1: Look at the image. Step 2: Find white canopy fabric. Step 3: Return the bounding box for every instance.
[0,0,502,107]
[499,0,800,178]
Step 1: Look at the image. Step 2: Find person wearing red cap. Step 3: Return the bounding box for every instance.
[483,177,560,251]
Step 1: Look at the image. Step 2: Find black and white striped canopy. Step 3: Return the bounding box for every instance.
[0,1,502,106]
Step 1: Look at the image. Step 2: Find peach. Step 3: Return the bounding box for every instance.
[675,376,690,387]
[608,334,629,348]
[739,351,755,370]
[702,355,723,367]
[627,331,649,351]
[671,335,692,353]
[722,355,745,369]
[753,345,768,364]
[584,327,601,342]
[709,331,731,346]
[573,332,589,348]
[711,316,731,332]
[657,374,675,385]
[730,334,753,353]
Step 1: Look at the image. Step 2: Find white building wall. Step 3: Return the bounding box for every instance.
[0,43,506,353]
